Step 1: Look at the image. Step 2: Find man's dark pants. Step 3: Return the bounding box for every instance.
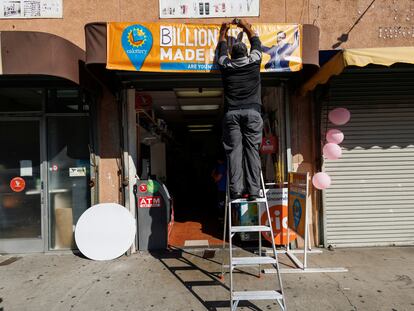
[223,109,263,196]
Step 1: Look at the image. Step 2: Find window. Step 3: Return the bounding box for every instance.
[47,89,89,112]
[0,88,43,112]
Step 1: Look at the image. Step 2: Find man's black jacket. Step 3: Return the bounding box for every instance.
[217,36,263,113]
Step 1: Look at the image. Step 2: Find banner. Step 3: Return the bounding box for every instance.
[107,22,302,73]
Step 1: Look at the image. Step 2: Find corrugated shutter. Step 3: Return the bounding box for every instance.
[321,69,414,247]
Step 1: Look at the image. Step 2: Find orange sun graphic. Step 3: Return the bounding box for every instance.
[127,28,146,47]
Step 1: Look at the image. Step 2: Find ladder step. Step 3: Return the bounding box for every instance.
[232,256,276,266]
[233,290,283,301]
[231,225,271,233]
[230,197,267,204]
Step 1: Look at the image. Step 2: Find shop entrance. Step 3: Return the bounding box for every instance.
[0,87,92,253]
[165,119,224,247]
[134,83,288,248]
[136,88,225,247]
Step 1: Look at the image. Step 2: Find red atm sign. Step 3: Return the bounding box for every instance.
[138,196,161,208]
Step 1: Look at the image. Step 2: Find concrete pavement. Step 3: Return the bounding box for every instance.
[0,247,413,311]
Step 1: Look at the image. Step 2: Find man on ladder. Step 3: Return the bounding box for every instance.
[217,19,287,310]
[218,19,263,201]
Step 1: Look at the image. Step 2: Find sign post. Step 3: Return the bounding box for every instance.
[287,172,309,269]
[264,172,347,274]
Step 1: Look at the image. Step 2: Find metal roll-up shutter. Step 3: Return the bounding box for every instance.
[321,69,414,247]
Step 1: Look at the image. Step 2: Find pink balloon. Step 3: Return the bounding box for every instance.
[312,172,331,190]
[328,108,351,125]
[323,143,342,160]
[326,129,344,144]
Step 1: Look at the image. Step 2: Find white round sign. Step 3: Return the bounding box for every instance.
[75,203,136,261]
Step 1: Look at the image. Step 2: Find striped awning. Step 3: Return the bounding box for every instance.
[300,47,414,95]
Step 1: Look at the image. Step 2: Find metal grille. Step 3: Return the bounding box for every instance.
[321,69,414,247]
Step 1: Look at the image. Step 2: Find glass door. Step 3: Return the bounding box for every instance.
[0,119,44,253]
[47,116,91,250]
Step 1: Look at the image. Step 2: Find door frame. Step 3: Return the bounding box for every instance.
[0,117,47,253]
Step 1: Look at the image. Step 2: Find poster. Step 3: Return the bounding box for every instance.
[159,0,260,18]
[107,22,302,73]
[69,167,86,177]
[19,160,32,177]
[287,173,308,238]
[260,188,297,245]
[0,0,62,19]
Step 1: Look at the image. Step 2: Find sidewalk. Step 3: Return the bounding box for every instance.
[0,247,413,311]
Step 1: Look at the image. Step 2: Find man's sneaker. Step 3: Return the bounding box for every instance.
[230,192,243,200]
[247,194,261,201]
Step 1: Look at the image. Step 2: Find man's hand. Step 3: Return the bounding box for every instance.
[234,18,256,39]
[219,22,230,38]
[220,22,230,33]
[233,18,251,31]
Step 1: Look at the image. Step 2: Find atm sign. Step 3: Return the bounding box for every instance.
[138,196,161,208]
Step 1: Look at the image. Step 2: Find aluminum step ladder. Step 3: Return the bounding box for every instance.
[220,172,287,311]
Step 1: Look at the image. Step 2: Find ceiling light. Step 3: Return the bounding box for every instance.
[189,129,213,132]
[161,105,179,110]
[181,105,219,111]
[175,88,223,98]
[187,124,214,128]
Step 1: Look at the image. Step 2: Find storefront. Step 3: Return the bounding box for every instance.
[85,22,319,250]
[302,48,414,247]
[0,32,95,253]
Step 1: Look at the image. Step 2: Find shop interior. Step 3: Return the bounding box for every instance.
[135,85,287,247]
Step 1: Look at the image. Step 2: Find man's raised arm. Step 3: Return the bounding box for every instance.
[217,22,230,66]
[236,19,262,62]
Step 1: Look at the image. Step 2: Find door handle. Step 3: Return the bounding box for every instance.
[40,181,45,204]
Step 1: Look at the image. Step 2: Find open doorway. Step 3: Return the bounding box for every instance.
[135,86,287,247]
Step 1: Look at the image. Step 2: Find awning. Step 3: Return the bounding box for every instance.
[84,22,320,89]
[0,31,85,85]
[300,47,414,95]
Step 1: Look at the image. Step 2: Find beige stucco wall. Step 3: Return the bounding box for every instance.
[0,0,413,50]
[96,88,122,204]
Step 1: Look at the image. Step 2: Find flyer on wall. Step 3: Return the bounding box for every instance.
[0,0,62,19]
[159,0,260,18]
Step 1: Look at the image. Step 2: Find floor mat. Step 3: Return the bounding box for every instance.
[169,221,223,247]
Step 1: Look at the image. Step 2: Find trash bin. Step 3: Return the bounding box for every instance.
[135,179,171,251]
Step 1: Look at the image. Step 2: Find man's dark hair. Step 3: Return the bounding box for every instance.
[231,42,248,59]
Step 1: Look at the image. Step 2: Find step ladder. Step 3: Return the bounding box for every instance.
[220,171,287,311]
